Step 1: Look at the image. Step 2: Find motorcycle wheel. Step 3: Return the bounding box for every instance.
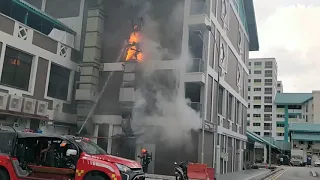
[175,173,183,180]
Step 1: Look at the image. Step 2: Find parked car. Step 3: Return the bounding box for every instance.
[0,126,145,180]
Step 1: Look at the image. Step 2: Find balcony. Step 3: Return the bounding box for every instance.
[264,126,272,130]
[188,0,210,26]
[264,99,272,103]
[265,91,273,95]
[0,0,75,36]
[188,102,203,117]
[264,117,272,121]
[190,0,209,16]
[187,58,205,73]
[264,108,272,113]
[277,108,285,113]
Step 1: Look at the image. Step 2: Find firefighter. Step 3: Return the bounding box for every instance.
[138,148,152,173]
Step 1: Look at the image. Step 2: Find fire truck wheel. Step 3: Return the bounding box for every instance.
[86,175,106,180]
[0,168,9,180]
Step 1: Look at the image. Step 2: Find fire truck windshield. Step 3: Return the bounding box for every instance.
[75,138,107,155]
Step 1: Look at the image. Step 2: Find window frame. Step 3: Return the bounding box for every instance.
[0,46,33,91]
[47,63,71,101]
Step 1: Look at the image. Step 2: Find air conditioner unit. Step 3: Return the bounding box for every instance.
[22,97,36,114]
[8,95,23,112]
[0,92,9,110]
[36,100,48,117]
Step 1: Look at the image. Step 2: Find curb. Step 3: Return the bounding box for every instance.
[253,168,283,180]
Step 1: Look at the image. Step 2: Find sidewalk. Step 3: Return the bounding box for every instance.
[146,168,271,180]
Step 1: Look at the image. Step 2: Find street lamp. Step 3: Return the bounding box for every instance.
[206,24,220,180]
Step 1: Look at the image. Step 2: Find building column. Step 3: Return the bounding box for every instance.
[107,124,113,154]
[263,145,267,163]
[92,124,99,144]
[216,145,220,175]
[253,145,255,163]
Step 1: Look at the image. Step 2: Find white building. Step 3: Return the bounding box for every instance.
[0,0,84,134]
[277,81,283,93]
[247,58,279,138]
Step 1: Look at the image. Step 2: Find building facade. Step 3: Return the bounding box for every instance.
[4,0,259,176]
[247,58,279,138]
[274,92,320,141]
[277,81,283,93]
[0,0,81,134]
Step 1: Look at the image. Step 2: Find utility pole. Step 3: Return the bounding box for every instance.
[206,25,219,180]
[268,126,272,168]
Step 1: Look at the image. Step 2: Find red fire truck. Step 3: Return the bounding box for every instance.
[0,127,145,180]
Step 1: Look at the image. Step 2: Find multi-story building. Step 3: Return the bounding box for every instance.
[4,0,259,175]
[273,92,320,141]
[0,0,81,134]
[247,58,279,138]
[277,81,283,93]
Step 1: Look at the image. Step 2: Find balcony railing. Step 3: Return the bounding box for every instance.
[264,126,272,130]
[190,0,208,16]
[188,102,203,117]
[264,117,272,121]
[187,58,205,72]
[264,99,272,103]
[265,91,273,94]
[264,108,272,112]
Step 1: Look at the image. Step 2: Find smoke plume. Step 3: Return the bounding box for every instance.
[129,0,202,148]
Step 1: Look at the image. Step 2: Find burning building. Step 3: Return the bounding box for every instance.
[75,0,259,176]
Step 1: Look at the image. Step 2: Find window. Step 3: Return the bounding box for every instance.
[235,100,241,124]
[248,96,250,100]
[74,138,107,155]
[248,104,250,108]
[247,121,250,126]
[249,70,251,74]
[227,93,233,120]
[47,63,70,100]
[253,123,260,126]
[264,114,272,118]
[264,123,271,127]
[277,114,284,118]
[277,83,281,87]
[253,96,261,100]
[254,70,261,74]
[306,105,308,112]
[265,61,273,68]
[253,114,261,117]
[1,47,33,90]
[289,115,297,118]
[206,76,213,121]
[277,90,281,93]
[254,132,261,135]
[218,86,224,115]
[277,105,285,108]
[247,114,250,117]
[264,132,270,136]
[265,88,272,94]
[253,105,261,109]
[265,70,273,77]
[264,79,272,86]
[254,88,261,91]
[276,123,284,127]
[249,62,251,66]
[248,79,251,83]
[288,105,302,109]
[306,115,308,122]
[248,87,251,91]
[254,79,261,83]
[276,133,284,136]
[264,96,272,103]
[254,62,262,66]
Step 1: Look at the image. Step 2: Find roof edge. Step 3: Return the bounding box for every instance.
[243,0,259,51]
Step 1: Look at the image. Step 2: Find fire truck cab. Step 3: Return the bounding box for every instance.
[0,127,145,180]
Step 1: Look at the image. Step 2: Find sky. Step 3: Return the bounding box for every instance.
[250,0,320,93]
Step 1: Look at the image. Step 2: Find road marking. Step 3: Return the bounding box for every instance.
[272,169,287,180]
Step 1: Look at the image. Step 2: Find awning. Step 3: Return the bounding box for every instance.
[247,131,279,149]
[292,133,320,142]
[12,0,76,35]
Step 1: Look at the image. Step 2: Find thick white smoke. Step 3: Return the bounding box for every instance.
[130,1,202,147]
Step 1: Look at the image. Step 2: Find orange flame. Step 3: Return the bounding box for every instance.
[125,31,143,62]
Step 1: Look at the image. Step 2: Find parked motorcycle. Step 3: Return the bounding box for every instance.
[174,161,189,180]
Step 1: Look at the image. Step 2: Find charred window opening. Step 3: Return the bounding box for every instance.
[185,83,201,112]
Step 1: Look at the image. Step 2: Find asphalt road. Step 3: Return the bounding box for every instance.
[269,166,320,180]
